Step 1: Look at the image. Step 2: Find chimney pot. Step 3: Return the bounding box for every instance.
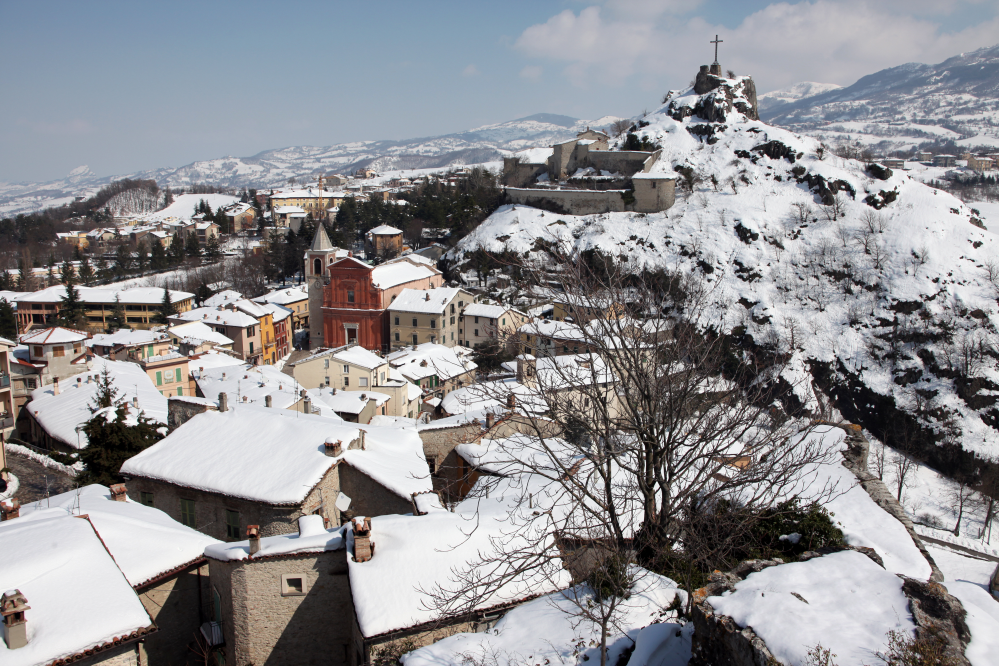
[265,395,273,408]
[52,377,60,396]
[219,392,228,412]
[76,377,82,385]
[304,397,312,414]
[0,499,20,521]
[1,589,30,650]
[324,438,342,457]
[352,517,373,562]
[247,525,261,555]
[242,395,248,402]
[109,484,128,501]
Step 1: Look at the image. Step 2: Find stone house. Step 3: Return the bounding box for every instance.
[170,306,263,364]
[387,287,474,350]
[120,405,432,541]
[460,303,529,350]
[365,224,404,258]
[387,343,478,399]
[11,328,92,420]
[204,516,354,666]
[167,320,235,355]
[223,202,257,232]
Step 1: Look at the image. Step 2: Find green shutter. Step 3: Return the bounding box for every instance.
[175,367,182,383]
[155,371,162,386]
[177,386,183,396]
[146,344,154,357]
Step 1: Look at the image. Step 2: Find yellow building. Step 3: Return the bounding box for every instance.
[15,286,195,333]
[233,300,277,365]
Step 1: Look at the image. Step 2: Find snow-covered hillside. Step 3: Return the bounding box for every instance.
[451,78,999,464]
[0,114,619,216]
[763,43,999,155]
[756,82,842,114]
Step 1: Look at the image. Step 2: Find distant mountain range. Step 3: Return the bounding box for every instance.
[0,113,620,217]
[761,43,999,155]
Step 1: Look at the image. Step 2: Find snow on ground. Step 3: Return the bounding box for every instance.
[403,570,687,666]
[710,550,914,666]
[135,193,239,222]
[452,90,999,461]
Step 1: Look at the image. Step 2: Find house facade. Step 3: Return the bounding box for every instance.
[387,287,474,350]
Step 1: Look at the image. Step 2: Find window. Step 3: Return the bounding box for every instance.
[474,316,479,324]
[458,301,464,308]
[343,364,349,373]
[140,492,154,507]
[474,329,479,336]
[380,372,385,384]
[412,318,417,327]
[430,319,436,329]
[324,359,329,369]
[344,377,349,387]
[427,457,438,475]
[394,316,400,326]
[180,499,196,527]
[225,509,241,540]
[52,346,65,358]
[394,332,400,341]
[155,371,163,386]
[502,318,506,326]
[250,342,254,354]
[146,344,154,357]
[450,316,455,325]
[359,377,368,387]
[324,376,330,385]
[412,334,418,345]
[347,290,355,303]
[450,304,455,314]
[73,343,82,354]
[33,346,43,357]
[281,574,306,596]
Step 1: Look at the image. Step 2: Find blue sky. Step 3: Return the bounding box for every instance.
[2,0,998,183]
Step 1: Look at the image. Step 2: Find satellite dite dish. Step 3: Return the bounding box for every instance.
[335,492,352,512]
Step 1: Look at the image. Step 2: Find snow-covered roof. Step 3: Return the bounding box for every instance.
[25,357,169,449]
[206,515,344,562]
[90,328,168,349]
[367,224,403,235]
[273,205,306,215]
[233,299,269,319]
[168,320,234,347]
[370,261,438,289]
[20,326,89,345]
[202,290,243,308]
[462,303,522,319]
[387,343,477,381]
[121,406,431,504]
[188,350,244,373]
[387,287,464,314]
[195,364,301,409]
[270,188,336,200]
[308,387,390,416]
[253,287,308,306]
[519,319,586,340]
[174,306,259,328]
[15,285,194,305]
[18,484,220,587]
[260,302,292,323]
[297,344,389,370]
[0,510,154,666]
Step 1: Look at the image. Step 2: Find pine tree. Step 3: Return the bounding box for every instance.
[135,241,149,273]
[195,283,213,306]
[60,260,77,286]
[205,234,222,262]
[78,367,163,486]
[96,256,111,282]
[17,259,28,290]
[107,296,126,332]
[72,244,83,262]
[185,231,201,259]
[115,244,133,276]
[0,299,18,340]
[57,283,88,330]
[168,232,185,264]
[155,289,177,324]
[78,256,95,286]
[0,271,13,291]
[47,264,57,287]
[150,239,167,270]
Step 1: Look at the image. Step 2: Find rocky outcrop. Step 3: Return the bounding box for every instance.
[901,577,972,664]
[829,421,945,582]
[668,69,759,123]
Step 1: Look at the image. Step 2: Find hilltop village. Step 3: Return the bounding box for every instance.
[2,55,999,666]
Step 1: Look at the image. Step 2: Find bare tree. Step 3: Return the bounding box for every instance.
[949,476,976,537]
[425,249,839,657]
[609,119,632,138]
[791,202,813,226]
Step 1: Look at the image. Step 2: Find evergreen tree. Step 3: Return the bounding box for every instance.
[56,283,88,329]
[195,283,213,306]
[205,234,222,261]
[114,244,133,276]
[96,256,111,282]
[107,296,126,332]
[72,244,83,262]
[78,368,163,486]
[185,231,201,259]
[60,259,77,286]
[135,241,149,273]
[78,256,95,286]
[0,298,18,340]
[0,271,13,292]
[47,252,56,268]
[46,264,57,287]
[17,259,28,290]
[155,289,177,324]
[150,239,167,270]
[168,232,185,264]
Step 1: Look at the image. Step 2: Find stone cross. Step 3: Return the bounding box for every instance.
[711,34,723,64]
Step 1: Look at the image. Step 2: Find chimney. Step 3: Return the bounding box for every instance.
[324,438,342,457]
[507,393,517,410]
[359,429,367,450]
[1,590,30,650]
[219,392,228,412]
[52,377,60,396]
[222,372,227,380]
[0,499,19,521]
[132,396,139,409]
[109,484,127,502]
[300,388,307,397]
[265,395,272,408]
[247,525,260,555]
[76,377,82,386]
[242,395,248,403]
[352,517,373,562]
[486,412,495,428]
[303,397,312,414]
[424,293,430,301]
[420,360,427,367]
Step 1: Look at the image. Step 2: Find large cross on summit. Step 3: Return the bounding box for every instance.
[711,34,723,64]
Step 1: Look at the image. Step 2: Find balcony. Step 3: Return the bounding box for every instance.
[0,374,9,388]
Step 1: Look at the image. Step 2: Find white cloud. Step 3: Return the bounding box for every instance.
[514,0,999,93]
[462,64,480,77]
[520,65,544,81]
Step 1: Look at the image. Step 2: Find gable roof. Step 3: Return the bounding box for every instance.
[387,287,464,314]
[368,224,403,235]
[20,327,89,345]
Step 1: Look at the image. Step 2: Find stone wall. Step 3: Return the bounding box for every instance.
[214,550,354,666]
[502,158,547,188]
[339,463,414,518]
[137,565,207,666]
[77,643,140,666]
[507,188,628,215]
[586,149,659,176]
[633,177,677,213]
[167,398,216,429]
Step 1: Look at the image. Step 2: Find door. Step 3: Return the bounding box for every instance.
[346,327,358,344]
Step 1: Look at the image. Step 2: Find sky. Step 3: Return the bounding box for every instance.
[2,0,998,183]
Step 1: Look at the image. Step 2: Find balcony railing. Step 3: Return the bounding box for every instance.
[0,374,10,388]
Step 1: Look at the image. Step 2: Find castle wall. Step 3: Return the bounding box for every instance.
[587,150,659,176]
[502,158,546,188]
[633,177,677,213]
[506,188,628,215]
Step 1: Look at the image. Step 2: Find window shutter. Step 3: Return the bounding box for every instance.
[156,371,162,386]
[177,386,183,396]
[176,367,182,383]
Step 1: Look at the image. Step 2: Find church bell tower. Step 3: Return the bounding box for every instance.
[306,225,337,350]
